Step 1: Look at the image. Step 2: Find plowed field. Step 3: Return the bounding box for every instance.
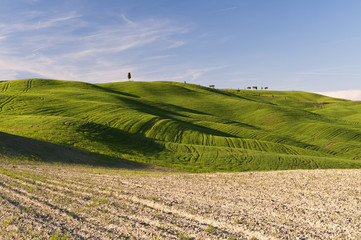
[0,161,360,239]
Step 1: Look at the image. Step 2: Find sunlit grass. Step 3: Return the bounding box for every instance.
[1,78,361,172]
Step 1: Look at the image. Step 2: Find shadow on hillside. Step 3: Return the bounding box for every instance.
[92,83,260,135]
[113,95,260,137]
[95,83,213,116]
[76,121,166,155]
[0,131,160,170]
[92,84,140,98]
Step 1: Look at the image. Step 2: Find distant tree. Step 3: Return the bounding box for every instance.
[128,72,131,81]
[209,85,215,88]
[247,87,251,90]
[252,86,257,90]
[265,87,268,90]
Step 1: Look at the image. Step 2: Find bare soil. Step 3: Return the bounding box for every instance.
[0,161,360,239]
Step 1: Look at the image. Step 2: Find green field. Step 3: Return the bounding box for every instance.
[1,78,361,172]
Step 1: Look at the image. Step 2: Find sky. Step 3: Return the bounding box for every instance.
[1,0,361,99]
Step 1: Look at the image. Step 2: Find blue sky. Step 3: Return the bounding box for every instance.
[2,0,361,99]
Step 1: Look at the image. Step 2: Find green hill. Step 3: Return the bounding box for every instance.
[1,78,361,172]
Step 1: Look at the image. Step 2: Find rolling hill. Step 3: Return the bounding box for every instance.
[1,78,361,172]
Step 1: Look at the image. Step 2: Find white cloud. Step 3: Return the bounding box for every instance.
[317,90,361,101]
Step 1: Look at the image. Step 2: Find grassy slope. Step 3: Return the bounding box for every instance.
[1,78,361,172]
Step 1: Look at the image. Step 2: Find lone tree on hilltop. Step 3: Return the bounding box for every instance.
[128,72,131,81]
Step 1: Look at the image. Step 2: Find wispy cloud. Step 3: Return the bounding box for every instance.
[120,14,137,26]
[0,11,190,83]
[167,41,185,49]
[0,13,81,34]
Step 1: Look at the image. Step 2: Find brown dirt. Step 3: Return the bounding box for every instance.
[0,161,360,239]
